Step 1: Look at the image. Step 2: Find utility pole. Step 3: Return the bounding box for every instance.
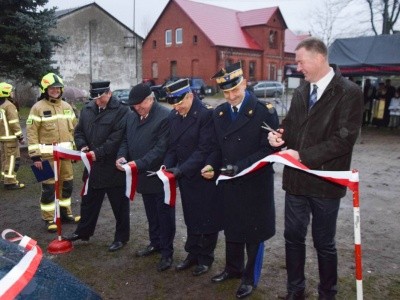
[133,0,138,84]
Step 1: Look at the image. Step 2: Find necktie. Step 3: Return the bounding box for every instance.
[140,116,146,124]
[232,106,238,120]
[309,84,318,111]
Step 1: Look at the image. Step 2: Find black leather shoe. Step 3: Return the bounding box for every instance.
[63,232,89,242]
[175,258,197,271]
[236,284,253,299]
[285,291,305,300]
[157,257,173,272]
[108,241,127,252]
[211,270,241,283]
[136,245,160,257]
[192,264,209,276]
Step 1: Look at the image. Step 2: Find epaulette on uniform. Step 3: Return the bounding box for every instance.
[215,103,226,117]
[258,100,276,114]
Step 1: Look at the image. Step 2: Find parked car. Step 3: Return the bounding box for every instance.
[151,76,209,102]
[251,81,285,98]
[189,77,207,99]
[113,88,130,105]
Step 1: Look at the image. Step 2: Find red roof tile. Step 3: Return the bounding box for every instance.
[284,29,311,53]
[237,7,280,27]
[175,0,263,50]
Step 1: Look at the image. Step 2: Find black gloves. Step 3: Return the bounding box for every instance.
[220,164,238,176]
[165,167,183,179]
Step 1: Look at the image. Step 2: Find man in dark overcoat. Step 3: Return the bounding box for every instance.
[163,79,223,277]
[116,83,174,272]
[203,62,279,299]
[65,81,130,252]
[268,37,363,300]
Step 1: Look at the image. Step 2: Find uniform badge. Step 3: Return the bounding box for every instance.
[266,103,276,114]
[248,110,253,115]
[43,110,52,117]
[64,109,71,115]
[219,111,224,116]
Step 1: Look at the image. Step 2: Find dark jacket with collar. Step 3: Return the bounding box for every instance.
[281,65,363,198]
[213,91,279,243]
[164,97,222,234]
[117,101,170,194]
[74,96,130,188]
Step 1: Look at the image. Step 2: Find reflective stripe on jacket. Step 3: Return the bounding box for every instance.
[0,99,22,141]
[26,98,77,158]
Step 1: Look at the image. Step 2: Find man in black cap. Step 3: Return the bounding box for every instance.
[116,83,174,272]
[163,78,223,276]
[65,81,130,252]
[202,62,279,298]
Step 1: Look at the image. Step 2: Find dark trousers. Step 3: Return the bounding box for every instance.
[225,241,264,286]
[185,232,218,266]
[142,192,175,258]
[284,192,340,298]
[76,186,130,243]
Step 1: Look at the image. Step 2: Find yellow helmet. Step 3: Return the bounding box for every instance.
[40,73,64,94]
[0,82,13,98]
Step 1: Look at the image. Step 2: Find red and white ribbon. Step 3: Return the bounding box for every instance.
[53,146,135,199]
[53,146,93,196]
[122,162,138,201]
[0,230,43,300]
[217,151,363,300]
[155,166,176,207]
[217,152,359,188]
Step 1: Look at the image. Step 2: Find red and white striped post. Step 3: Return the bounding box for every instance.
[350,170,363,300]
[47,144,73,254]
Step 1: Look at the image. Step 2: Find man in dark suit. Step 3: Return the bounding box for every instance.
[268,37,363,300]
[203,62,279,299]
[65,81,130,252]
[116,83,174,272]
[163,79,223,277]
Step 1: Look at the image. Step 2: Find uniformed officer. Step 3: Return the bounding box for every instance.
[202,62,279,299]
[0,82,25,189]
[27,73,79,233]
[65,81,130,252]
[163,79,223,275]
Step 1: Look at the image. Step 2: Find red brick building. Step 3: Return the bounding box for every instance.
[142,0,304,89]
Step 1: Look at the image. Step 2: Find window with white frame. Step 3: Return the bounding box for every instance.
[176,28,183,44]
[165,29,172,46]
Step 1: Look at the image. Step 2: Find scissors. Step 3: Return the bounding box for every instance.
[261,122,279,135]
[146,171,157,177]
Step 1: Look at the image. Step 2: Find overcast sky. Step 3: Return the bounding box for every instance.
[44,0,315,37]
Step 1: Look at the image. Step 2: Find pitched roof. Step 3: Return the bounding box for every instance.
[173,0,287,50]
[284,29,310,53]
[237,7,285,28]
[54,2,143,40]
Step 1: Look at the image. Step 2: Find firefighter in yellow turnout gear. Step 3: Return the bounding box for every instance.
[27,73,80,232]
[0,82,25,189]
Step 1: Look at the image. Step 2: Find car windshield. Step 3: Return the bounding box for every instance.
[192,79,204,87]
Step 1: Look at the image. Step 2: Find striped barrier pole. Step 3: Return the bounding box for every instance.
[351,170,363,300]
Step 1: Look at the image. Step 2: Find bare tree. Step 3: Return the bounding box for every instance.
[309,0,356,46]
[366,0,400,34]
